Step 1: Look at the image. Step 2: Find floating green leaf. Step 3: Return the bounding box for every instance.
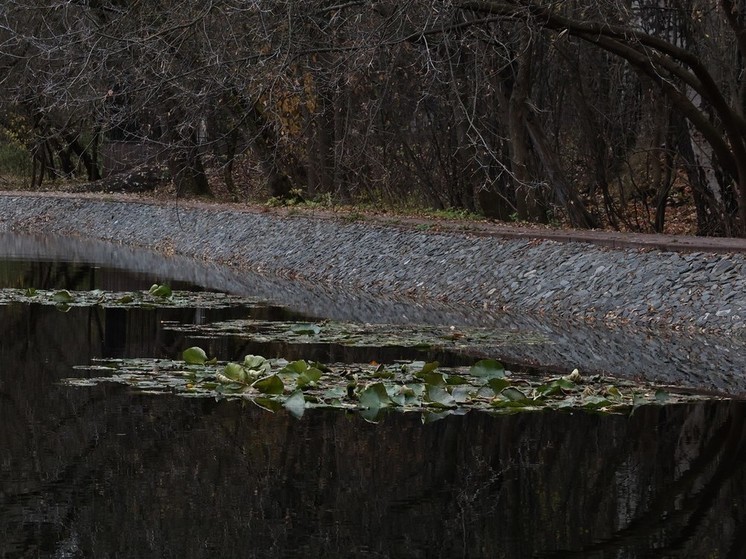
[277,359,323,387]
[148,283,173,298]
[290,323,321,336]
[417,361,440,375]
[372,368,395,379]
[418,371,446,386]
[632,393,647,409]
[500,387,529,403]
[243,354,271,375]
[252,374,284,395]
[297,367,323,388]
[582,395,613,409]
[359,382,393,409]
[183,346,208,365]
[425,385,457,408]
[278,360,310,375]
[451,386,473,403]
[536,378,575,398]
[470,359,505,379]
[222,362,249,384]
[52,289,74,303]
[488,377,512,393]
[655,390,670,403]
[283,390,306,418]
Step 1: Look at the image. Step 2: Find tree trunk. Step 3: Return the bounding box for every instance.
[524,111,598,229]
[508,30,545,222]
[307,98,335,198]
[244,103,295,199]
[169,147,211,197]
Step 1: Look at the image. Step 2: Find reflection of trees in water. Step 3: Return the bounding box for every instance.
[3,395,746,556]
[532,404,746,558]
[2,301,746,556]
[52,400,745,558]
[9,396,746,557]
[0,300,203,556]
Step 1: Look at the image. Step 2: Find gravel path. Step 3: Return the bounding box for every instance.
[1,191,745,393]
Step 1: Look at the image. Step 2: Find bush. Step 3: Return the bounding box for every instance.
[0,142,31,177]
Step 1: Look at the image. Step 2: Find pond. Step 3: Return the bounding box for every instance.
[1,233,746,558]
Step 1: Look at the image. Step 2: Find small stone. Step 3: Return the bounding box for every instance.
[713,260,735,275]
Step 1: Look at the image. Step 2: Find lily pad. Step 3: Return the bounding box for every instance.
[283,390,306,419]
[359,382,394,409]
[0,286,262,309]
[183,346,208,365]
[252,374,284,395]
[52,289,74,303]
[148,283,173,298]
[470,359,505,379]
[290,323,322,336]
[425,385,457,408]
[165,318,549,355]
[62,350,723,423]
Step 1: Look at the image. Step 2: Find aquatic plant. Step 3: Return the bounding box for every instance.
[0,287,261,309]
[63,346,718,423]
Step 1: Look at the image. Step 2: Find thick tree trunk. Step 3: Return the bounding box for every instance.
[168,148,211,197]
[222,127,241,202]
[524,111,598,229]
[244,103,296,199]
[307,99,334,199]
[509,30,545,222]
[63,131,101,181]
[673,113,729,236]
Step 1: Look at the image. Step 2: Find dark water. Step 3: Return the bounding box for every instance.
[2,259,746,558]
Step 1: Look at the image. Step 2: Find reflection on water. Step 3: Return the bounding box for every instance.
[1,260,746,557]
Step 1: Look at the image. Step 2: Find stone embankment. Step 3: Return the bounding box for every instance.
[1,192,745,394]
[1,192,743,333]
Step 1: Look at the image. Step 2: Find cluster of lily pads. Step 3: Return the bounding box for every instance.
[164,317,548,352]
[0,284,261,310]
[64,345,714,422]
[33,283,718,420]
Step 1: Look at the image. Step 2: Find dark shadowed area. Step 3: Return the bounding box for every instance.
[1,234,746,558]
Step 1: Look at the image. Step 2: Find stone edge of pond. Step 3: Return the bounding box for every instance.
[0,192,744,335]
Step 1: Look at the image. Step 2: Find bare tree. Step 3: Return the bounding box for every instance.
[1,0,745,236]
[459,0,746,235]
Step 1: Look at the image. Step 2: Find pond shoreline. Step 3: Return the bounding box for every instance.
[0,191,744,334]
[1,191,745,393]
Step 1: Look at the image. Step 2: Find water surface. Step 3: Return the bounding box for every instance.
[1,238,745,557]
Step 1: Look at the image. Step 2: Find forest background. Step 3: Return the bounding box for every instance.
[1,0,746,238]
